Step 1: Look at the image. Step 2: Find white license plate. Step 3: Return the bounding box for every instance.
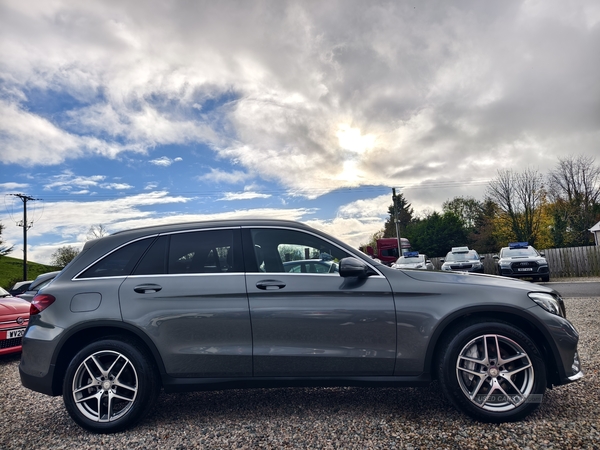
[7,328,26,339]
[517,268,533,272]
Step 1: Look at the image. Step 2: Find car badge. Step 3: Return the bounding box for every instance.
[17,317,24,325]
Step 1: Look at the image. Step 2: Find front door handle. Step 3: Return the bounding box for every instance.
[134,284,163,294]
[256,280,286,290]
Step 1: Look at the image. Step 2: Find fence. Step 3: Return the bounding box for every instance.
[429,245,600,278]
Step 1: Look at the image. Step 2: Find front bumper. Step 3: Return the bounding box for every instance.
[500,264,549,278]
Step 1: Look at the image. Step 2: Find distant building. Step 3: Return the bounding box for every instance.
[590,221,600,246]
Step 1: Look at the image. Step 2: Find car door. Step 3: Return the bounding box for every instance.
[119,227,252,377]
[243,227,396,377]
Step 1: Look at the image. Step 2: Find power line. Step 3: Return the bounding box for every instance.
[10,193,42,281]
[20,179,492,202]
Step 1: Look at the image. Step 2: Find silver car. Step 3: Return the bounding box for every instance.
[17,271,60,302]
[391,252,434,270]
[19,220,582,433]
[441,247,485,273]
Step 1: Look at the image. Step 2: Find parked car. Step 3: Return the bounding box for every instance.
[20,219,582,433]
[8,280,32,296]
[17,271,60,302]
[440,247,485,273]
[283,259,339,273]
[494,242,550,282]
[391,251,434,270]
[0,287,30,355]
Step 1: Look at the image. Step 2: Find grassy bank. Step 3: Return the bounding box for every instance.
[0,256,60,290]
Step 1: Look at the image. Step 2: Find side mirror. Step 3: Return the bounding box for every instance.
[440,259,445,263]
[339,257,375,278]
[480,256,485,261]
[426,260,431,264]
[540,251,545,257]
[493,255,499,260]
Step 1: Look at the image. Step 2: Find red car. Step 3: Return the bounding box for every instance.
[0,286,30,356]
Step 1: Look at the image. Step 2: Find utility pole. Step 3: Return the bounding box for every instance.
[10,193,41,281]
[392,188,402,257]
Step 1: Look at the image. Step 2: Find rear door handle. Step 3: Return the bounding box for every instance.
[134,284,163,294]
[256,280,286,290]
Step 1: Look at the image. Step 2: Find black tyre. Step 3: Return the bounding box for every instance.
[63,338,160,433]
[437,321,546,422]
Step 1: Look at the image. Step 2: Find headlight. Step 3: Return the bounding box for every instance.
[499,260,511,268]
[538,258,548,265]
[441,264,451,271]
[415,264,423,268]
[528,292,564,317]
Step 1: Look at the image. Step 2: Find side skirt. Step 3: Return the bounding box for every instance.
[161,374,432,394]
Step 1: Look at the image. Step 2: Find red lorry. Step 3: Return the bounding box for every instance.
[363,237,411,266]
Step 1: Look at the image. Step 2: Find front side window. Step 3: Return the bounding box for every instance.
[249,228,349,274]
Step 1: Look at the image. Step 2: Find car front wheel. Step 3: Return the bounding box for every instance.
[63,338,160,433]
[438,321,546,422]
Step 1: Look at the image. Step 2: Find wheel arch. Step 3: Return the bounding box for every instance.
[50,321,166,396]
[425,306,563,387]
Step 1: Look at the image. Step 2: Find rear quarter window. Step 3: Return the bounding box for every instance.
[77,238,155,278]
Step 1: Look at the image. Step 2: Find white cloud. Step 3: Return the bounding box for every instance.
[149,156,183,167]
[218,192,272,201]
[0,190,192,264]
[100,183,133,190]
[1,0,599,212]
[0,182,29,192]
[197,168,252,185]
[42,172,106,191]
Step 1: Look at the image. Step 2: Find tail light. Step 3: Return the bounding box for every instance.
[30,294,56,315]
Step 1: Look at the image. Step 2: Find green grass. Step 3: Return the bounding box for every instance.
[0,256,61,291]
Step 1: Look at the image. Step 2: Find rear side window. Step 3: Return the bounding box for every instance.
[133,229,242,275]
[78,238,155,278]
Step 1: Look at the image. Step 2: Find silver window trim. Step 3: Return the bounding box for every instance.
[242,225,385,278]
[73,226,242,280]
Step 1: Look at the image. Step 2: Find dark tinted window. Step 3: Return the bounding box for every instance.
[133,236,168,275]
[79,238,155,278]
[381,247,399,258]
[133,229,241,275]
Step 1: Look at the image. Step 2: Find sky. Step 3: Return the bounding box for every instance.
[1,0,600,265]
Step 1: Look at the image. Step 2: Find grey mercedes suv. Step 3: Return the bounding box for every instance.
[20,220,582,433]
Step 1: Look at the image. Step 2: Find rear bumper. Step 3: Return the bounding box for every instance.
[19,363,59,396]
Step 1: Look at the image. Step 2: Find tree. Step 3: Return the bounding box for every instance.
[404,211,468,257]
[467,198,501,254]
[51,246,80,268]
[486,168,546,247]
[383,193,414,238]
[359,229,385,255]
[0,222,14,257]
[548,154,600,246]
[442,196,483,232]
[87,224,109,240]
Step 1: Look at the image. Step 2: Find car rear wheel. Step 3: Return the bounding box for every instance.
[438,321,546,422]
[63,338,160,433]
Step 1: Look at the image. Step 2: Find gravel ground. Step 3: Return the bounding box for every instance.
[1,298,599,449]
